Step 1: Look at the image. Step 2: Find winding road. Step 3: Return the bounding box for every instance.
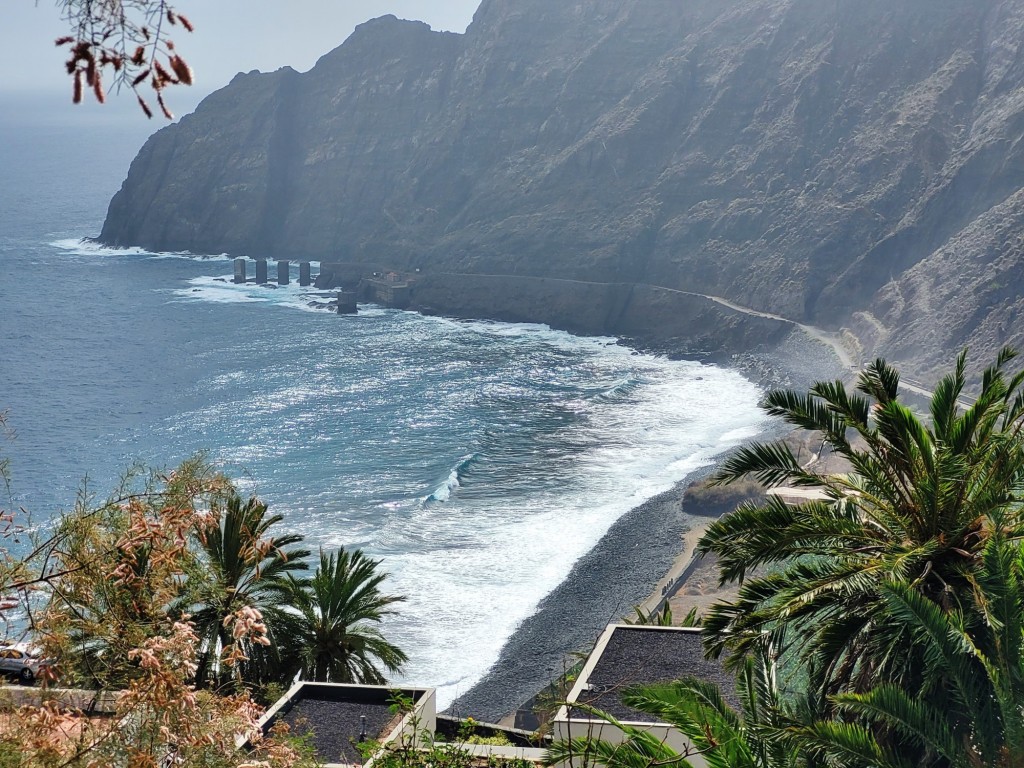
[650,285,858,370]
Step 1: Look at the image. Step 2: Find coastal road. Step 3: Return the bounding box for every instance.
[409,266,966,403]
[650,286,858,371]
[430,270,860,372]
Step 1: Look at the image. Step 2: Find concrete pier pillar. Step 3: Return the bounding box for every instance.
[299,262,311,287]
[337,291,357,314]
[255,259,268,284]
[277,260,290,285]
[233,258,247,284]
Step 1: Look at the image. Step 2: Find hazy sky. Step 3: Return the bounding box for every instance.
[5,1,481,111]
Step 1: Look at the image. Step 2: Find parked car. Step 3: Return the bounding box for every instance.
[0,644,49,684]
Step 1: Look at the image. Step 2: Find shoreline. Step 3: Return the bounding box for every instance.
[444,467,723,722]
[445,326,850,723]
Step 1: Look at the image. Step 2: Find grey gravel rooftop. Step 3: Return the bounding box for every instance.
[570,627,740,722]
[276,686,404,765]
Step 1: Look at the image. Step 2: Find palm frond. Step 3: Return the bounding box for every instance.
[833,685,961,765]
[761,388,850,447]
[875,582,985,715]
[795,720,912,768]
[713,441,820,489]
[929,350,967,442]
[856,358,901,405]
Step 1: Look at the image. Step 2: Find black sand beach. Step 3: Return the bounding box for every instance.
[446,329,849,721]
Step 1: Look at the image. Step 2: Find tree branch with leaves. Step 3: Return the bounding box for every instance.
[54,0,195,118]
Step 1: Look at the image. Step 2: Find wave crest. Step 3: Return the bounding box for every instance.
[50,237,230,262]
[426,453,479,502]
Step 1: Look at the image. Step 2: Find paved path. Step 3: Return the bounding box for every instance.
[766,486,831,501]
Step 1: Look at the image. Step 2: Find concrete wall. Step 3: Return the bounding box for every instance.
[317,262,789,355]
[257,682,435,768]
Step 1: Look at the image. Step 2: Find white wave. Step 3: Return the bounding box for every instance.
[425,454,478,503]
[172,282,265,304]
[50,237,231,262]
[351,306,390,317]
[436,315,622,354]
[718,425,762,443]
[170,274,334,312]
[296,358,767,707]
[149,252,234,262]
[427,468,460,502]
[154,269,768,707]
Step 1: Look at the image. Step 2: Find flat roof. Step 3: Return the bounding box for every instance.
[569,626,739,722]
[266,684,422,765]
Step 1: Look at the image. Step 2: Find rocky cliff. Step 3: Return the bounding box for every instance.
[101,0,1024,380]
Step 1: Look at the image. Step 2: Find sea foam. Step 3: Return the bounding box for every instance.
[155,264,768,707]
[50,237,231,262]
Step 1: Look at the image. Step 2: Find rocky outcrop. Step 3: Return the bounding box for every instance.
[101,0,1024,378]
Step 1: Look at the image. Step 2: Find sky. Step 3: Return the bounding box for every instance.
[4,1,481,116]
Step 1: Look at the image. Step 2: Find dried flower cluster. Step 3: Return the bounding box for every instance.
[55,1,195,118]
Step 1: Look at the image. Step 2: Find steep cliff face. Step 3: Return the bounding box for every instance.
[101,0,1024,377]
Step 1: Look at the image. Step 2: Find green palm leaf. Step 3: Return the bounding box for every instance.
[796,720,912,768]
[181,492,310,689]
[702,348,1024,706]
[548,647,814,768]
[277,547,407,685]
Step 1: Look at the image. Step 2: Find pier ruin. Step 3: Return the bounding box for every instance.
[231,259,316,289]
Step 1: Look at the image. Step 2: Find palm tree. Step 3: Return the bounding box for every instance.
[547,536,1024,768]
[276,547,407,685]
[698,349,1024,704]
[546,647,822,768]
[183,493,310,689]
[800,533,1024,768]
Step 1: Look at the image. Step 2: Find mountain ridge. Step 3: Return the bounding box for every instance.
[100,0,1024,380]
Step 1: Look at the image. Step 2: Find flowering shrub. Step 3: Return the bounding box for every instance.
[0,456,316,767]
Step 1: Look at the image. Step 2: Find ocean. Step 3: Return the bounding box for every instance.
[0,98,767,709]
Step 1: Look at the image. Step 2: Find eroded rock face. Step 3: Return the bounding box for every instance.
[101,0,1024,376]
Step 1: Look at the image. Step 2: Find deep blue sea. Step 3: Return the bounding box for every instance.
[0,97,766,706]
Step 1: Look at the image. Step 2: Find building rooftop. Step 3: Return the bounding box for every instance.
[568,625,739,722]
[260,683,431,766]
